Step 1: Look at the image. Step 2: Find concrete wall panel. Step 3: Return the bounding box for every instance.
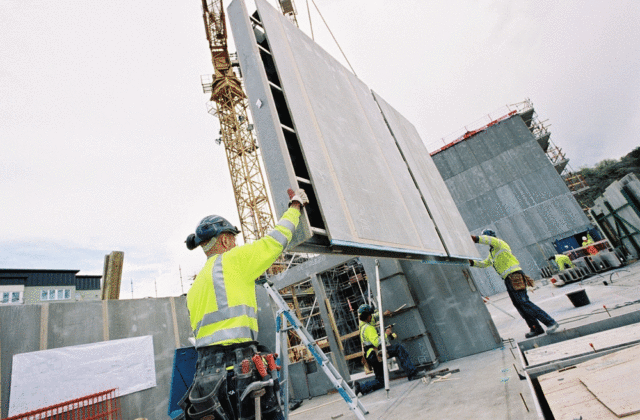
[466,132,493,164]
[442,146,466,177]
[372,92,479,259]
[495,184,523,217]
[47,301,104,349]
[1,298,192,420]
[399,262,501,361]
[454,141,478,172]
[231,0,481,259]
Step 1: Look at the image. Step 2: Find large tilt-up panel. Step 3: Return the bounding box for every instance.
[228,0,479,261]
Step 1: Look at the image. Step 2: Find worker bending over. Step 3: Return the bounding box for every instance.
[352,304,425,396]
[179,188,308,420]
[548,254,576,271]
[470,229,559,339]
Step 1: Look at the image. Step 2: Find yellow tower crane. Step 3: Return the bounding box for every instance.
[199,0,275,244]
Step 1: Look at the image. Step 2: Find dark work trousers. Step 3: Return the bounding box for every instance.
[505,276,555,331]
[359,343,418,395]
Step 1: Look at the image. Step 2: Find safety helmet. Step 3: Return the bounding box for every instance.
[482,229,496,237]
[186,215,240,250]
[358,304,373,316]
[582,236,587,241]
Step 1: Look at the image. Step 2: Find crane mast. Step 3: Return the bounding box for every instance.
[200,0,275,244]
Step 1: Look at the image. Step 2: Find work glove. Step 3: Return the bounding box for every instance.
[471,235,479,243]
[288,188,309,207]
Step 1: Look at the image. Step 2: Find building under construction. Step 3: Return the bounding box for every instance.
[430,100,593,295]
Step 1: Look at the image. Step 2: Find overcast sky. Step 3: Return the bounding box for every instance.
[2,0,638,298]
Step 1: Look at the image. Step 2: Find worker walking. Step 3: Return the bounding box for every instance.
[179,188,309,420]
[352,304,425,396]
[470,230,559,339]
[548,254,576,271]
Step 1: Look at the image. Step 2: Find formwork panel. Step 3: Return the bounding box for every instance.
[230,0,480,259]
[373,92,479,259]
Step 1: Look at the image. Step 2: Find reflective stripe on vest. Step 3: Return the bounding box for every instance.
[360,323,374,347]
[360,323,376,358]
[267,219,296,249]
[193,255,258,345]
[195,326,258,348]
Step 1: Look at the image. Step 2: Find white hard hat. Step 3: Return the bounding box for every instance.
[582,236,587,240]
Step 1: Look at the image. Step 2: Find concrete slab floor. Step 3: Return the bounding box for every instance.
[286,261,640,419]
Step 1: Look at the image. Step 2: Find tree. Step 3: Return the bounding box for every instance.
[576,147,640,208]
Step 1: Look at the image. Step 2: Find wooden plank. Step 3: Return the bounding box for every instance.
[340,330,360,341]
[525,323,640,366]
[538,344,640,419]
[345,351,363,361]
[579,345,640,417]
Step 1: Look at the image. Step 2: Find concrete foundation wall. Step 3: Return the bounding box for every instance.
[0,297,192,419]
[432,116,591,295]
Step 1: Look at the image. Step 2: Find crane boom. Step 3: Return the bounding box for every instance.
[200,0,275,244]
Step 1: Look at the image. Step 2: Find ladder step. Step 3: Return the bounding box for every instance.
[263,282,367,419]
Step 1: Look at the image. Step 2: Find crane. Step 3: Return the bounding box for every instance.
[199,0,275,245]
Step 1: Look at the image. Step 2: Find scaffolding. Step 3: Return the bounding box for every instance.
[279,259,369,372]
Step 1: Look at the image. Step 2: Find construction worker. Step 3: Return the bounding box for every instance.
[352,304,425,396]
[470,229,559,339]
[179,188,308,420]
[548,254,576,271]
[581,235,595,247]
[581,235,599,255]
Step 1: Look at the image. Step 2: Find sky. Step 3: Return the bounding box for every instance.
[1,0,639,299]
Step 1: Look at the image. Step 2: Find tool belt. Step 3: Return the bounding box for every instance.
[506,271,535,291]
[179,342,282,420]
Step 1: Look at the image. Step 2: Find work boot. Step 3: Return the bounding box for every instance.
[408,371,427,381]
[546,322,559,334]
[525,328,544,339]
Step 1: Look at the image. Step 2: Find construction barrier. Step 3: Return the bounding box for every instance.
[5,389,121,420]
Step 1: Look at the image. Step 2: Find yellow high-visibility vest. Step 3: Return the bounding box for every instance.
[187,208,300,347]
[554,254,575,270]
[471,235,521,279]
